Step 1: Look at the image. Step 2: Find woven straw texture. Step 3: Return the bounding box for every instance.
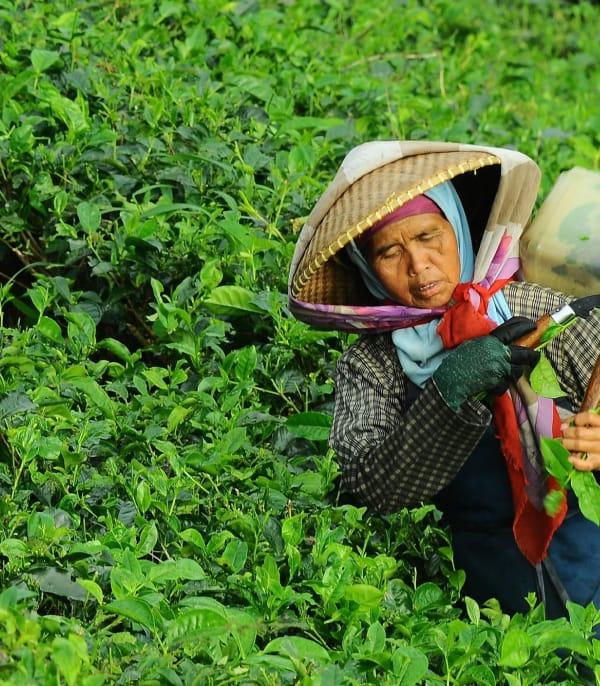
[292,150,499,304]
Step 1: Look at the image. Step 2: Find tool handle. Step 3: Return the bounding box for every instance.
[581,355,600,412]
[514,313,554,349]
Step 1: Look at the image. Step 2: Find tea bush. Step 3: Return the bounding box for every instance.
[1,0,599,683]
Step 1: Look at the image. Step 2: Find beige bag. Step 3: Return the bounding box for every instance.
[521,167,600,296]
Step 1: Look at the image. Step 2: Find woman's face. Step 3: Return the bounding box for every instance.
[366,213,461,308]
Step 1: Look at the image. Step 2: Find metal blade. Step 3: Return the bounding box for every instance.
[568,294,600,318]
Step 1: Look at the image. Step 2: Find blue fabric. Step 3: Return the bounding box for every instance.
[346,181,513,387]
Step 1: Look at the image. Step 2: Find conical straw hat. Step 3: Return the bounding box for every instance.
[288,140,540,331]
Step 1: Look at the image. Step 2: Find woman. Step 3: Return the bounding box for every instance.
[288,141,600,616]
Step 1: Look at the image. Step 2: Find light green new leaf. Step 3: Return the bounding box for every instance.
[464,595,480,625]
[530,354,567,398]
[263,636,331,663]
[571,471,600,526]
[219,539,248,573]
[499,628,532,667]
[135,481,152,514]
[543,489,566,516]
[167,405,191,434]
[147,558,206,584]
[344,583,383,608]
[38,316,63,343]
[540,437,572,486]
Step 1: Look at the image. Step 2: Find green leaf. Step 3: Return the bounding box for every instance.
[42,88,88,133]
[0,392,36,423]
[78,579,103,604]
[179,528,205,550]
[263,636,331,663]
[527,619,589,655]
[529,354,567,398]
[234,345,257,381]
[227,607,257,658]
[464,595,480,625]
[538,322,563,346]
[31,48,60,72]
[51,636,84,686]
[366,621,386,653]
[34,568,87,601]
[413,582,445,611]
[0,538,29,558]
[540,437,572,486]
[166,605,229,646]
[77,202,102,233]
[136,521,158,557]
[459,665,496,686]
[147,558,206,584]
[200,259,223,290]
[571,471,600,526]
[219,539,248,573]
[391,646,428,686]
[135,481,151,514]
[38,316,63,343]
[343,583,383,608]
[166,405,191,434]
[204,286,263,316]
[105,598,160,632]
[98,338,133,363]
[66,376,115,419]
[499,628,532,667]
[543,489,566,516]
[286,411,332,441]
[66,311,97,349]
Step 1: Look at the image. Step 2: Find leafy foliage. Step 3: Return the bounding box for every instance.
[1,0,600,683]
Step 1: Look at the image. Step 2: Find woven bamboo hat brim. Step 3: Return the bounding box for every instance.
[291,150,500,305]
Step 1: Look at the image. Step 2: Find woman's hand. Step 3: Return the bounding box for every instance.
[561,411,600,471]
[432,317,540,411]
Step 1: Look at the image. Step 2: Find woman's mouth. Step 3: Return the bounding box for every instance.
[415,281,442,297]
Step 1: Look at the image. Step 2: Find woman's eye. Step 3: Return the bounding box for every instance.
[383,246,403,258]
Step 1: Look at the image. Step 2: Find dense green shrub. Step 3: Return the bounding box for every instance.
[1,0,599,683]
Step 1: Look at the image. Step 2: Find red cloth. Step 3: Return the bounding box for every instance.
[436,282,567,565]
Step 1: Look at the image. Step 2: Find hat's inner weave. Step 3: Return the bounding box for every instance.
[293,161,502,306]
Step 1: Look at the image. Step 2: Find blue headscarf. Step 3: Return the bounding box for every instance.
[346,181,512,387]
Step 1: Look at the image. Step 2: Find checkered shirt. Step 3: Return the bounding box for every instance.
[330,281,600,513]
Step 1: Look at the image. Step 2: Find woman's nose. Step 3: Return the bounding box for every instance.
[406,246,429,276]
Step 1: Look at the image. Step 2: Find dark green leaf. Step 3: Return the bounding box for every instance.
[286,412,332,441]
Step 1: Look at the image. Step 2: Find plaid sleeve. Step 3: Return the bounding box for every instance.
[330,336,491,513]
[505,281,600,409]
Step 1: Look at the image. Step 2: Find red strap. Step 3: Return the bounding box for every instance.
[493,394,566,565]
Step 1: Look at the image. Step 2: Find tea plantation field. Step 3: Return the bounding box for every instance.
[1,1,599,684]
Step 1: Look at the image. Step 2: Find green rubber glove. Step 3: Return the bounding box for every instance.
[432,317,541,411]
